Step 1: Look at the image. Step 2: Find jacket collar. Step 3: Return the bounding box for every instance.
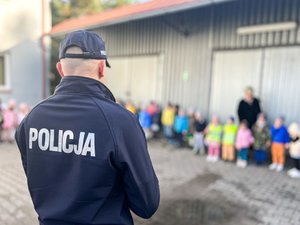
[54,76,116,102]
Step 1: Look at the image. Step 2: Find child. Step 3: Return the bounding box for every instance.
[252,113,271,165]
[222,116,238,161]
[193,112,207,155]
[269,117,290,172]
[125,101,137,115]
[17,103,30,125]
[2,99,18,143]
[173,109,189,147]
[186,108,195,148]
[147,101,158,117]
[161,103,175,140]
[150,105,162,139]
[235,120,254,168]
[287,123,300,178]
[138,105,152,140]
[0,99,3,142]
[205,115,222,162]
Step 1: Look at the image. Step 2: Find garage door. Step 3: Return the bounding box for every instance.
[104,55,162,104]
[210,50,263,122]
[261,47,300,124]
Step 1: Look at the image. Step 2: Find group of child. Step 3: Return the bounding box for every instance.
[159,103,300,179]
[0,99,30,143]
[0,94,298,179]
[1,96,299,178]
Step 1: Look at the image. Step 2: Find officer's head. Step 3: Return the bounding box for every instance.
[56,30,110,81]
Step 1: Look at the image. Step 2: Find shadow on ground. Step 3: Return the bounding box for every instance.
[136,173,261,225]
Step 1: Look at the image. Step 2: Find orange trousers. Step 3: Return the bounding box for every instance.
[271,143,285,165]
[222,144,235,161]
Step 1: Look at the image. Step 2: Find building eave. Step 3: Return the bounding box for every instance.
[50,0,233,37]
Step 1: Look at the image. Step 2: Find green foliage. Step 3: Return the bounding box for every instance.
[51,0,139,26]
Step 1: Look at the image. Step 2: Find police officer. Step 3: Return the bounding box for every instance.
[15,30,160,225]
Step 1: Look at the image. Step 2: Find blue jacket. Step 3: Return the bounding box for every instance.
[138,111,152,129]
[173,115,189,133]
[15,76,160,225]
[271,125,290,144]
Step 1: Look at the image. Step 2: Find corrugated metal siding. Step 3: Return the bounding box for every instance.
[95,10,213,113]
[105,55,162,103]
[261,47,300,124]
[212,0,300,49]
[210,50,262,122]
[92,0,300,117]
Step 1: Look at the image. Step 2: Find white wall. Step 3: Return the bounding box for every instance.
[104,55,163,104]
[0,0,51,107]
[0,0,51,52]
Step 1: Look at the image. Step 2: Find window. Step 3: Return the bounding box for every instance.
[0,56,5,86]
[0,54,9,90]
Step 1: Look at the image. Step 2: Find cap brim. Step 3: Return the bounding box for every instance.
[106,60,111,68]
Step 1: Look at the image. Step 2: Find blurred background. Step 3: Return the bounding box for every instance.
[2,0,300,123]
[1,0,300,225]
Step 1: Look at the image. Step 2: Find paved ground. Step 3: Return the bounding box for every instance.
[1,141,300,225]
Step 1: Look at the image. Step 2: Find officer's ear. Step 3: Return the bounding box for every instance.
[56,62,64,77]
[98,60,105,79]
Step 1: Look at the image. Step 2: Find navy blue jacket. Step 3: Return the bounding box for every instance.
[15,76,160,225]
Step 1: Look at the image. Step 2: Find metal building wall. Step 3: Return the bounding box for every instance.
[93,0,300,116]
[261,46,300,124]
[212,0,300,49]
[94,8,213,113]
[210,0,300,124]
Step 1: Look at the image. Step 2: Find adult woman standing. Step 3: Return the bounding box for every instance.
[237,86,261,128]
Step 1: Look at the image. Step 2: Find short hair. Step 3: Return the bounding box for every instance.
[278,116,285,122]
[60,46,86,66]
[240,120,248,127]
[245,86,254,94]
[257,112,266,120]
[60,46,104,75]
[65,46,83,54]
[229,116,235,122]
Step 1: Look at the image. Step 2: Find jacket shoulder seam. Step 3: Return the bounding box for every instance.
[89,97,119,160]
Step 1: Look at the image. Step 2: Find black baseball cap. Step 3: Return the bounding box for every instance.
[59,30,111,68]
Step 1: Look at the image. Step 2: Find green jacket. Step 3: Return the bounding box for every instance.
[206,124,223,143]
[222,124,238,145]
[252,124,271,150]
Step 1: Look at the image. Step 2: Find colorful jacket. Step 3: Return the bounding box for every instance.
[271,126,290,144]
[235,128,254,149]
[193,120,207,133]
[139,111,152,129]
[161,107,175,126]
[252,124,271,150]
[126,105,137,114]
[173,115,189,133]
[288,123,300,159]
[2,109,18,129]
[206,124,222,144]
[289,136,300,159]
[222,124,238,145]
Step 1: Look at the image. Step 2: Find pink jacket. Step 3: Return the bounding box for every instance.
[2,109,18,129]
[235,128,254,149]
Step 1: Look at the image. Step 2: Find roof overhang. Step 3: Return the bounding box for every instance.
[50,0,233,37]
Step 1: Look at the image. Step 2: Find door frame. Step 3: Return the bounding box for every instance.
[208,48,264,120]
[208,45,300,121]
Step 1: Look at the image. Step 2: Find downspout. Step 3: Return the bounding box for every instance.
[206,1,215,118]
[41,0,47,99]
